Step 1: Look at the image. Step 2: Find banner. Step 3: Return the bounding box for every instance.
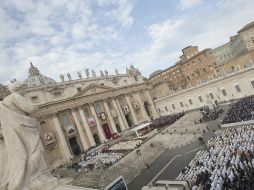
[87,116,96,127]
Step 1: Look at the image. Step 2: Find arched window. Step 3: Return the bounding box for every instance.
[39,121,49,134]
[40,121,47,128]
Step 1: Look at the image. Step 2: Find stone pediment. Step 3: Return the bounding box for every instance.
[74,83,114,97]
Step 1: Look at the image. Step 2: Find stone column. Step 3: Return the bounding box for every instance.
[90,104,106,142]
[78,108,96,147]
[71,109,89,150]
[135,93,150,122]
[125,95,138,125]
[103,101,118,134]
[52,116,72,160]
[112,98,128,130]
[145,91,159,119]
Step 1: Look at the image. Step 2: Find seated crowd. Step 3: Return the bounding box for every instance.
[150,112,184,129]
[176,125,254,190]
[223,96,254,124]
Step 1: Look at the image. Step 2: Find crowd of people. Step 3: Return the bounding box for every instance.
[223,96,254,124]
[54,147,124,175]
[176,125,254,190]
[150,112,185,129]
[200,106,223,123]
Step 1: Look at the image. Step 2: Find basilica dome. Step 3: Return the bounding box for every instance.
[24,62,56,88]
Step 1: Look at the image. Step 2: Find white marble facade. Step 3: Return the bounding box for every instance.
[19,64,158,167]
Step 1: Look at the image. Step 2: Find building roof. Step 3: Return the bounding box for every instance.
[24,62,56,88]
[179,48,211,65]
[149,70,163,78]
[238,21,254,33]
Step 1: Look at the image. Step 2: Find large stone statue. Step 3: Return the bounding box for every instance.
[0,82,58,190]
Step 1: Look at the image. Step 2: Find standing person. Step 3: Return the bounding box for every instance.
[206,125,210,130]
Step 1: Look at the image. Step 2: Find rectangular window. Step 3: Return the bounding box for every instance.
[95,103,102,113]
[83,107,91,118]
[221,89,227,96]
[172,104,175,109]
[158,108,161,113]
[189,99,193,105]
[77,87,81,92]
[251,80,254,88]
[235,85,241,92]
[198,96,203,102]
[180,102,184,107]
[60,114,71,126]
[209,93,214,99]
[53,91,62,97]
[165,106,168,111]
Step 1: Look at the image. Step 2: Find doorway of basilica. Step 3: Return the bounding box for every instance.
[102,123,112,139]
[68,137,81,155]
[125,114,133,128]
[93,134,101,145]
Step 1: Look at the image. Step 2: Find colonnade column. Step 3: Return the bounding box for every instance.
[125,95,138,125]
[112,99,128,130]
[103,101,118,134]
[78,108,96,147]
[52,115,72,160]
[135,93,151,122]
[89,104,106,142]
[145,91,159,119]
[71,109,89,150]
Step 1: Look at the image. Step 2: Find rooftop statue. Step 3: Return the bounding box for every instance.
[10,78,17,83]
[85,69,90,78]
[92,70,96,78]
[67,73,71,81]
[104,70,108,77]
[126,68,130,74]
[60,74,64,82]
[77,71,82,79]
[0,81,58,190]
[100,70,104,77]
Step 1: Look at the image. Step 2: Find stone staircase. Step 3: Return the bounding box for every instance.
[72,142,166,189]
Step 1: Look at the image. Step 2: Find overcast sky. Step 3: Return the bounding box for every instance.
[0,0,254,84]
